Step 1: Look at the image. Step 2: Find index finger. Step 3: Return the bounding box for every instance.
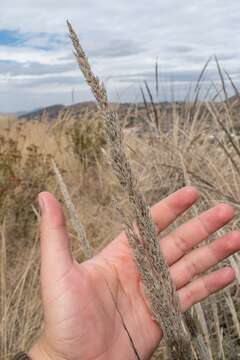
[150,186,199,232]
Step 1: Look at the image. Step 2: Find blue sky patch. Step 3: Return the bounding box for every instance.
[0,30,22,46]
[0,30,66,50]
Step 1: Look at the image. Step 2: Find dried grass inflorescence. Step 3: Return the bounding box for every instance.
[67,20,192,358]
[52,160,93,259]
[2,51,240,359]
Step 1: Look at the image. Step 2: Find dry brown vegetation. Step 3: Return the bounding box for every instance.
[1,39,240,358]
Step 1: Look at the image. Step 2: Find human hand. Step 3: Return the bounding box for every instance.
[29,186,239,360]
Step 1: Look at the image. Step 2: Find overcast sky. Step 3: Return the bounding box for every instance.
[1,0,240,113]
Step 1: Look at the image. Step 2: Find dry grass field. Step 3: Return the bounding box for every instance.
[1,31,240,358]
[1,94,240,359]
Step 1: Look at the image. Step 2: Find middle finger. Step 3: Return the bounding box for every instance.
[159,203,234,265]
[170,230,240,289]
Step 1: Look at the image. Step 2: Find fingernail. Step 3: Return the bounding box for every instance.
[38,196,45,214]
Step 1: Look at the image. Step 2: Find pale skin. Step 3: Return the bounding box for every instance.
[28,186,240,360]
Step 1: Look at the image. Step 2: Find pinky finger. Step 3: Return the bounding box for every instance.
[178,267,235,312]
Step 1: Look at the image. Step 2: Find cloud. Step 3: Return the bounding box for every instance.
[91,39,146,58]
[0,0,240,112]
[0,60,75,76]
[164,45,194,54]
[114,70,205,83]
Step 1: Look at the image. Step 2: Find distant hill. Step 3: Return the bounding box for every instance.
[15,110,30,117]
[18,104,66,120]
[18,101,137,121]
[226,94,240,104]
[10,94,240,121]
[0,112,14,116]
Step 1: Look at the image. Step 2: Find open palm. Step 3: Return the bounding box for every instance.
[30,187,240,360]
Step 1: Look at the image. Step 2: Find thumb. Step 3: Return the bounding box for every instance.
[38,192,73,286]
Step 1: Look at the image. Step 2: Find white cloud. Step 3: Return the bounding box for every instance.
[0,0,240,112]
[0,45,70,64]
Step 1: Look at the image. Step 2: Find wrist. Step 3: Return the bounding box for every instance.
[28,336,58,360]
